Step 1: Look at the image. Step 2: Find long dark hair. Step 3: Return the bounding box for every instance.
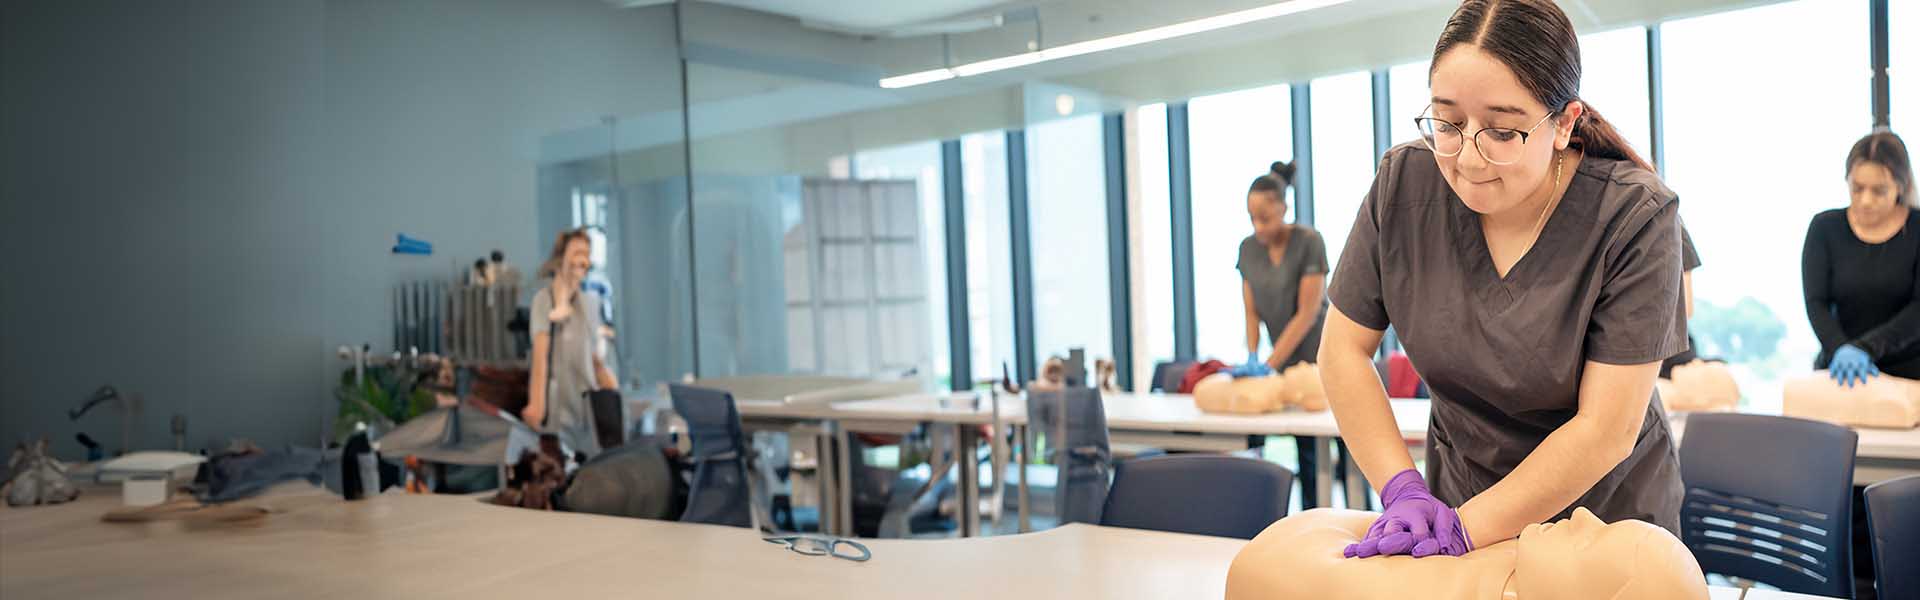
[1248,160,1296,199]
[1846,130,1915,206]
[1432,0,1652,172]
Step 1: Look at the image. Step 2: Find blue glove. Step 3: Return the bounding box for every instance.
[1830,344,1880,388]
[1230,352,1271,378]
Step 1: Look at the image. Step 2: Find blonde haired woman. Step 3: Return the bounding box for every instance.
[528,228,619,455]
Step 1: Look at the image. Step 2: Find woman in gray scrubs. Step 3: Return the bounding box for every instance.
[1323,0,1686,558]
[1239,161,1329,371]
[528,228,620,455]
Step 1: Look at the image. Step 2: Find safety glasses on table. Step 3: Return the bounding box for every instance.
[1414,105,1556,166]
[763,534,871,562]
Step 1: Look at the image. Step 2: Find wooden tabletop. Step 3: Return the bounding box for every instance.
[0,484,1832,599]
[0,485,1244,599]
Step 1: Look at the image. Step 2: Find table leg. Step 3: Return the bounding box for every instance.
[956,423,980,537]
[834,421,854,538]
[1315,436,1335,510]
[813,425,837,535]
[1017,423,1031,533]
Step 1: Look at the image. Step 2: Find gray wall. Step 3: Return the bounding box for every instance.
[0,0,683,458]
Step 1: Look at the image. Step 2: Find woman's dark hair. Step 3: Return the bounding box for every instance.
[1846,130,1915,206]
[1248,161,1296,200]
[1432,0,1652,172]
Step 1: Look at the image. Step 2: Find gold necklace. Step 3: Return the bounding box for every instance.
[1527,150,1565,243]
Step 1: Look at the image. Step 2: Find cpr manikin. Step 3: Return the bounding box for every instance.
[1192,363,1328,415]
[1227,507,1707,600]
[1654,360,1740,413]
[1783,371,1920,429]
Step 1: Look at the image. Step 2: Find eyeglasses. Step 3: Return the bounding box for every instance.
[1414,106,1555,166]
[763,534,872,562]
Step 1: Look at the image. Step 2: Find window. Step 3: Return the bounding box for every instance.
[962,131,1016,384]
[571,189,612,274]
[1575,27,1653,165]
[1896,0,1920,127]
[1388,61,1431,151]
[1663,0,1868,410]
[1189,84,1293,361]
[853,142,950,385]
[1311,71,1376,277]
[1026,114,1114,363]
[1134,103,1175,385]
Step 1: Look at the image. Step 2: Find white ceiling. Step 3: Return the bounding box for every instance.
[714,0,1024,32]
[607,0,1040,33]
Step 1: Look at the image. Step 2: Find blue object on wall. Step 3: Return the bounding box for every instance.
[393,233,432,255]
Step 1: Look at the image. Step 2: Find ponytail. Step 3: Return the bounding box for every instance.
[1570,102,1653,172]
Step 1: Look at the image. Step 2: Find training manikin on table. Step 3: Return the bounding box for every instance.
[1227,507,1708,600]
[1192,363,1328,415]
[1655,360,1740,413]
[1785,371,1920,429]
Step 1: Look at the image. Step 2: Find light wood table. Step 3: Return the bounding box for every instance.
[0,485,1242,599]
[0,484,1821,599]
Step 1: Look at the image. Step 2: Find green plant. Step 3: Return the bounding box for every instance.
[333,365,437,443]
[1691,297,1787,364]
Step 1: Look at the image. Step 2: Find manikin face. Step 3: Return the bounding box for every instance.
[1515,508,1706,600]
[1426,45,1582,216]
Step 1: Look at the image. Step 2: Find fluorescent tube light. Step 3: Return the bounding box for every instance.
[878,68,956,88]
[877,0,1355,89]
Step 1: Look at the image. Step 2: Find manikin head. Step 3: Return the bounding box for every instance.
[1516,508,1706,600]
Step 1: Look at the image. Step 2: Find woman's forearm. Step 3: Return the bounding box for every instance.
[1270,313,1317,366]
[1320,309,1413,491]
[1455,413,1633,545]
[594,357,619,390]
[1325,349,1414,489]
[1456,360,1654,546]
[528,336,548,415]
[1244,281,1262,355]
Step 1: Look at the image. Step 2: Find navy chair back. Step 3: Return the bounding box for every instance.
[1149,361,1192,393]
[1678,413,1858,599]
[1027,386,1111,525]
[668,384,751,527]
[1864,475,1920,600]
[1101,454,1293,539]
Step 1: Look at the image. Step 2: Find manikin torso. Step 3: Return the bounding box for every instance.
[1227,507,1708,600]
[1655,360,1740,413]
[1784,371,1920,429]
[1192,364,1328,415]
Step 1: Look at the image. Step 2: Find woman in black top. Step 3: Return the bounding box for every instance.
[1803,131,1920,386]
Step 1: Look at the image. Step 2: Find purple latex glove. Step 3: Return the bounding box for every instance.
[1342,469,1473,558]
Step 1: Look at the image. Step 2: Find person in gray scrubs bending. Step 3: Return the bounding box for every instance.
[1239,160,1330,372]
[1322,0,1687,559]
[528,228,620,456]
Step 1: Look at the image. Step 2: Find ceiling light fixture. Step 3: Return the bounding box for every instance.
[878,0,1356,89]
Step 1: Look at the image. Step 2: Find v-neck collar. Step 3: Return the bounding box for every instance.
[1450,156,1599,303]
[1264,230,1296,267]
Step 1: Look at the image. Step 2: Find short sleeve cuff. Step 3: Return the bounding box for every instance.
[1328,281,1389,331]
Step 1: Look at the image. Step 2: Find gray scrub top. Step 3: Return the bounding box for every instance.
[533,286,607,456]
[1328,142,1688,535]
[1236,228,1329,368]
